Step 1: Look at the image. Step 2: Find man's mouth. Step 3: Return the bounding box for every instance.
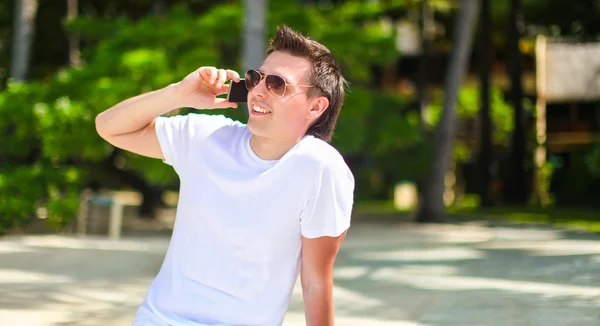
[252,104,271,114]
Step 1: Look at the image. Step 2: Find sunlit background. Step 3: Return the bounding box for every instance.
[1,0,600,325]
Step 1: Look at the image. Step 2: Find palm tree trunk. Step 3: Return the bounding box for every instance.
[10,0,39,81]
[243,0,266,72]
[476,0,494,206]
[242,0,266,118]
[152,0,166,15]
[504,0,528,204]
[415,0,480,223]
[418,0,434,132]
[66,0,81,67]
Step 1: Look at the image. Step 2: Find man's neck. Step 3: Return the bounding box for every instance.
[249,134,303,161]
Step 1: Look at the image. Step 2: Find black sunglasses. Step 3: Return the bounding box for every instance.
[244,69,313,98]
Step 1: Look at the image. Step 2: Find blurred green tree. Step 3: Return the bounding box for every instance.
[0,1,416,230]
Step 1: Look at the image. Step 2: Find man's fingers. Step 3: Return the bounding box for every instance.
[199,66,218,84]
[212,98,238,109]
[217,84,231,96]
[196,67,240,90]
[226,69,241,83]
[215,69,227,88]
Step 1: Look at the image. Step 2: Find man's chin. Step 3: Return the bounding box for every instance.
[247,121,266,136]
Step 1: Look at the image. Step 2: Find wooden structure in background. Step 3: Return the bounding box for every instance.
[534,35,600,203]
[77,190,142,239]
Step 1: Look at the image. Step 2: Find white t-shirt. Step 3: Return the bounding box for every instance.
[133,113,354,326]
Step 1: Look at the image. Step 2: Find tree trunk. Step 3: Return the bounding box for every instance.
[476,0,494,207]
[418,0,434,132]
[152,0,166,16]
[243,0,266,72]
[504,0,528,204]
[242,0,266,118]
[10,0,39,81]
[415,0,480,223]
[66,0,81,67]
[415,0,434,219]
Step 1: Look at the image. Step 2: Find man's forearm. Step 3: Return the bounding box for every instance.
[95,83,184,138]
[303,286,334,326]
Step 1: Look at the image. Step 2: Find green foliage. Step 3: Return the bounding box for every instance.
[425,85,516,163]
[3,0,599,229]
[268,1,399,84]
[0,162,82,233]
[332,87,373,153]
[488,0,598,46]
[554,151,599,206]
[0,80,87,232]
[538,161,555,207]
[1,1,409,229]
[449,205,600,234]
[370,91,423,154]
[457,86,515,144]
[0,82,42,161]
[266,1,431,200]
[351,90,431,199]
[585,140,600,179]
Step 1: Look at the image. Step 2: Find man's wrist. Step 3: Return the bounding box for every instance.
[303,287,334,326]
[164,82,189,110]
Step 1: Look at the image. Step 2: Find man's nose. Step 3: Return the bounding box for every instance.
[251,78,269,98]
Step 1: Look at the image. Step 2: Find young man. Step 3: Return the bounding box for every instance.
[95,25,354,326]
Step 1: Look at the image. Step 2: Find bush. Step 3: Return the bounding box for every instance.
[1,2,405,229]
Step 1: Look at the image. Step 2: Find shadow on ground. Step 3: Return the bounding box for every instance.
[1,223,600,326]
[0,234,169,326]
[285,223,600,326]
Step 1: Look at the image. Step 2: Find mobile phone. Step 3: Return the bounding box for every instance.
[227,78,248,103]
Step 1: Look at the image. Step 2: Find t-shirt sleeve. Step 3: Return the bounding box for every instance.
[300,160,355,238]
[155,113,237,171]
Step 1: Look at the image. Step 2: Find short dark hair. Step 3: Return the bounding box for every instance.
[266,25,347,143]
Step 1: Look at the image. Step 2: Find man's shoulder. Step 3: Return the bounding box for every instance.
[294,136,350,172]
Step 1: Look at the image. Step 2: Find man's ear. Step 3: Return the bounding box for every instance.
[308,96,329,121]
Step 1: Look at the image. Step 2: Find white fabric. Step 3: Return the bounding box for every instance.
[133,113,354,326]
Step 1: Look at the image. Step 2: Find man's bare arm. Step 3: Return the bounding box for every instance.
[95,84,184,159]
[94,67,240,158]
[301,231,347,326]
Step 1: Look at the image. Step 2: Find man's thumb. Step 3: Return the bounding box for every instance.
[212,98,238,109]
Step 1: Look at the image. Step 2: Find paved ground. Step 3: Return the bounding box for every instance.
[1,222,600,326]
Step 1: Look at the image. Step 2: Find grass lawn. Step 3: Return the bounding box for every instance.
[449,206,600,233]
[354,200,600,233]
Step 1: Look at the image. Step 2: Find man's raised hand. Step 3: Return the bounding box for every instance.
[174,67,242,109]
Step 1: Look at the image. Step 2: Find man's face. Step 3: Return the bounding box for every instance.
[246,51,324,141]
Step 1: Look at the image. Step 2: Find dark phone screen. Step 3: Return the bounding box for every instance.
[227,79,248,103]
